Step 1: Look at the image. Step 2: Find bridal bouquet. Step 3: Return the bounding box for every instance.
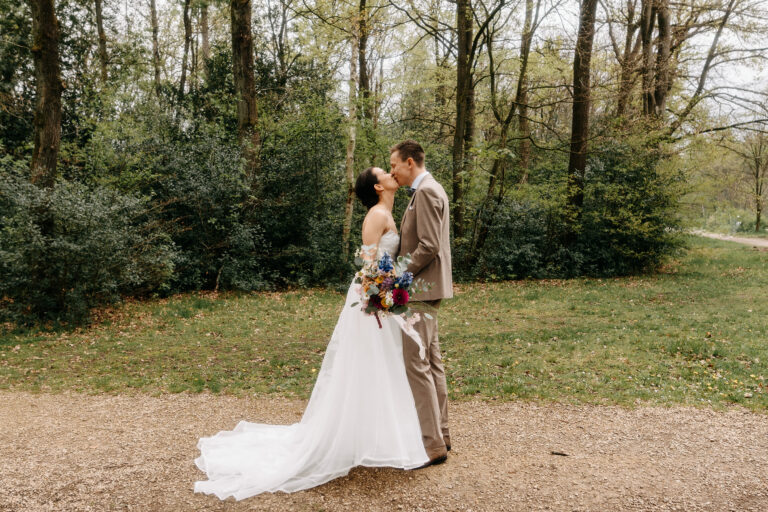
[351,249,431,328]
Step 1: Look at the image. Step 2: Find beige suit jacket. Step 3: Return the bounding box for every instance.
[399,174,453,301]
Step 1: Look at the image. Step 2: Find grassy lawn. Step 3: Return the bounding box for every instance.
[2,236,767,410]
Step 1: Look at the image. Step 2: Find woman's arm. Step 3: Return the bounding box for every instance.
[360,209,388,262]
[361,209,388,246]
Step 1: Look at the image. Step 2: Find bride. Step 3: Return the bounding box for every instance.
[194,167,429,500]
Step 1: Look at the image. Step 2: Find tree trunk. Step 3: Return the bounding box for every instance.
[269,0,289,87]
[230,0,260,176]
[565,0,599,224]
[639,0,656,116]
[178,0,192,103]
[358,0,370,113]
[191,12,198,97]
[201,3,210,62]
[29,0,63,189]
[95,0,108,82]
[616,0,639,117]
[753,136,766,232]
[452,0,472,239]
[462,76,475,192]
[150,0,161,95]
[653,0,671,117]
[467,124,509,267]
[756,146,763,232]
[372,58,383,129]
[516,0,537,182]
[342,34,359,261]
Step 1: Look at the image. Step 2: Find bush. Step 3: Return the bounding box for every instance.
[143,130,272,291]
[735,218,767,234]
[576,139,685,275]
[74,57,349,291]
[255,95,349,286]
[0,173,175,325]
[475,137,684,279]
[475,199,551,280]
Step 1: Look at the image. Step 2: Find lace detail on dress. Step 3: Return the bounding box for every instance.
[359,230,399,263]
[377,230,399,259]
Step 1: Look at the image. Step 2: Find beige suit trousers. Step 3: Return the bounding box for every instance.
[402,299,449,459]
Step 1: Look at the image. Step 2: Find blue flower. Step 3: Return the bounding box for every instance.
[378,252,394,273]
[396,271,413,289]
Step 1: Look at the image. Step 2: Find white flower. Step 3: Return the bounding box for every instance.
[384,291,394,307]
[406,313,420,329]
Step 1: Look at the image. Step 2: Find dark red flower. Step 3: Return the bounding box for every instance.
[370,294,385,310]
[392,288,409,306]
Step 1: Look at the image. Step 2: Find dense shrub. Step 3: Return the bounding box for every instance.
[735,218,767,234]
[475,138,684,280]
[576,139,685,275]
[475,199,552,280]
[256,96,348,285]
[140,129,272,291]
[0,172,175,324]
[66,58,348,292]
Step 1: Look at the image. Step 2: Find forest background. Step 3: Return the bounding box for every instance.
[1,0,767,325]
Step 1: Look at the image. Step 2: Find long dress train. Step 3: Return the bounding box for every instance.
[194,231,428,500]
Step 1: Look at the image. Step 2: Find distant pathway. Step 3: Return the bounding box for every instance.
[692,230,768,248]
[1,392,767,511]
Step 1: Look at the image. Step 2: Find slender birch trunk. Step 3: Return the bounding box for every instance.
[653,0,671,117]
[342,32,359,260]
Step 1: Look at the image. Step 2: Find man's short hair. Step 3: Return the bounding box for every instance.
[390,140,425,167]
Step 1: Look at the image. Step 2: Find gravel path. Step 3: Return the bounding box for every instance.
[692,230,768,248]
[1,392,767,511]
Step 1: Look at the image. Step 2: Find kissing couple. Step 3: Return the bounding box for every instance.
[194,140,453,500]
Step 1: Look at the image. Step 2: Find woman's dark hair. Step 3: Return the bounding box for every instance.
[355,167,380,209]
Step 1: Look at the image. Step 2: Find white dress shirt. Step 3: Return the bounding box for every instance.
[410,171,430,191]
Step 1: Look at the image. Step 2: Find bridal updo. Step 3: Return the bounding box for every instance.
[355,167,379,209]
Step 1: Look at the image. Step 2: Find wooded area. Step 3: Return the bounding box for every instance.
[1,0,766,323]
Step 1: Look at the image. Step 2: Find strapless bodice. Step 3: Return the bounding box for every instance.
[377,230,400,259]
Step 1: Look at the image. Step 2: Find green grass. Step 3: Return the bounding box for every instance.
[2,236,767,410]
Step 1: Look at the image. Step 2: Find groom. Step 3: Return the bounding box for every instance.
[390,140,453,467]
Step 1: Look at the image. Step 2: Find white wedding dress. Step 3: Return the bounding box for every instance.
[194,231,428,500]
